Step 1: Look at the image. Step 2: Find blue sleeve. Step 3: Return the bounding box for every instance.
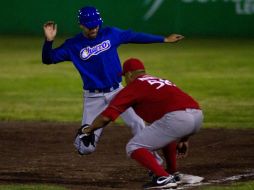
[42,40,70,64]
[113,28,164,44]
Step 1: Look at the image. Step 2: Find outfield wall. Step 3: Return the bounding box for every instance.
[0,0,253,37]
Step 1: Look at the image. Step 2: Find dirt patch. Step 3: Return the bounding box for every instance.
[0,122,253,190]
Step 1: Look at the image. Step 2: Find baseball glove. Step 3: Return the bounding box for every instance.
[76,124,95,147]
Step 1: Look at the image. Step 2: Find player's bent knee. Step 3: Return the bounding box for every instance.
[126,141,141,157]
[74,136,96,155]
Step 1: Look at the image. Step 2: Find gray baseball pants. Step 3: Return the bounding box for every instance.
[126,109,204,156]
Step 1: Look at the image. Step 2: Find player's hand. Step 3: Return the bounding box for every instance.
[176,141,189,159]
[164,34,184,43]
[43,21,57,41]
[76,124,95,147]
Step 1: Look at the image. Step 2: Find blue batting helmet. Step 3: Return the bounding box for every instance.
[78,6,103,29]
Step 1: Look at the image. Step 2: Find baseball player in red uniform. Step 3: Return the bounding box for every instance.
[75,58,203,189]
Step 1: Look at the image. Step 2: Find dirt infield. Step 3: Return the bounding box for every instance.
[0,122,253,190]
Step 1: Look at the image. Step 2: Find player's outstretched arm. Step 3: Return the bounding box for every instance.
[164,34,184,43]
[82,115,112,135]
[43,21,57,41]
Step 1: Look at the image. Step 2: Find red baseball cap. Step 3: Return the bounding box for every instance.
[122,58,145,76]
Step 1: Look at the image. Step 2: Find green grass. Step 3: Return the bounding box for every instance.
[201,181,254,190]
[0,184,68,190]
[0,181,253,190]
[0,36,253,128]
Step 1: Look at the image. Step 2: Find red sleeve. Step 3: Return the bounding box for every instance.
[101,106,121,121]
[101,82,138,121]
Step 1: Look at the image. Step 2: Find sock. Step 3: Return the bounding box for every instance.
[162,141,177,174]
[131,148,168,177]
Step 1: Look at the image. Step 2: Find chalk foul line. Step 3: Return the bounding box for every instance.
[175,170,254,189]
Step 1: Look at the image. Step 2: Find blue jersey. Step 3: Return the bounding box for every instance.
[42,27,164,90]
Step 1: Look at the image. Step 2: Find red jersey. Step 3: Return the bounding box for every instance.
[102,74,200,123]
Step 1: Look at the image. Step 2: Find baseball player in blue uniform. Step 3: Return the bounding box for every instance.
[42,6,184,156]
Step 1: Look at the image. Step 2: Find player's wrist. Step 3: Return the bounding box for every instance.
[81,125,93,134]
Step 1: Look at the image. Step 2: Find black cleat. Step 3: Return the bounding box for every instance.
[173,172,182,184]
[143,175,177,189]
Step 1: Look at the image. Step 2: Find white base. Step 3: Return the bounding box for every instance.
[179,174,204,184]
